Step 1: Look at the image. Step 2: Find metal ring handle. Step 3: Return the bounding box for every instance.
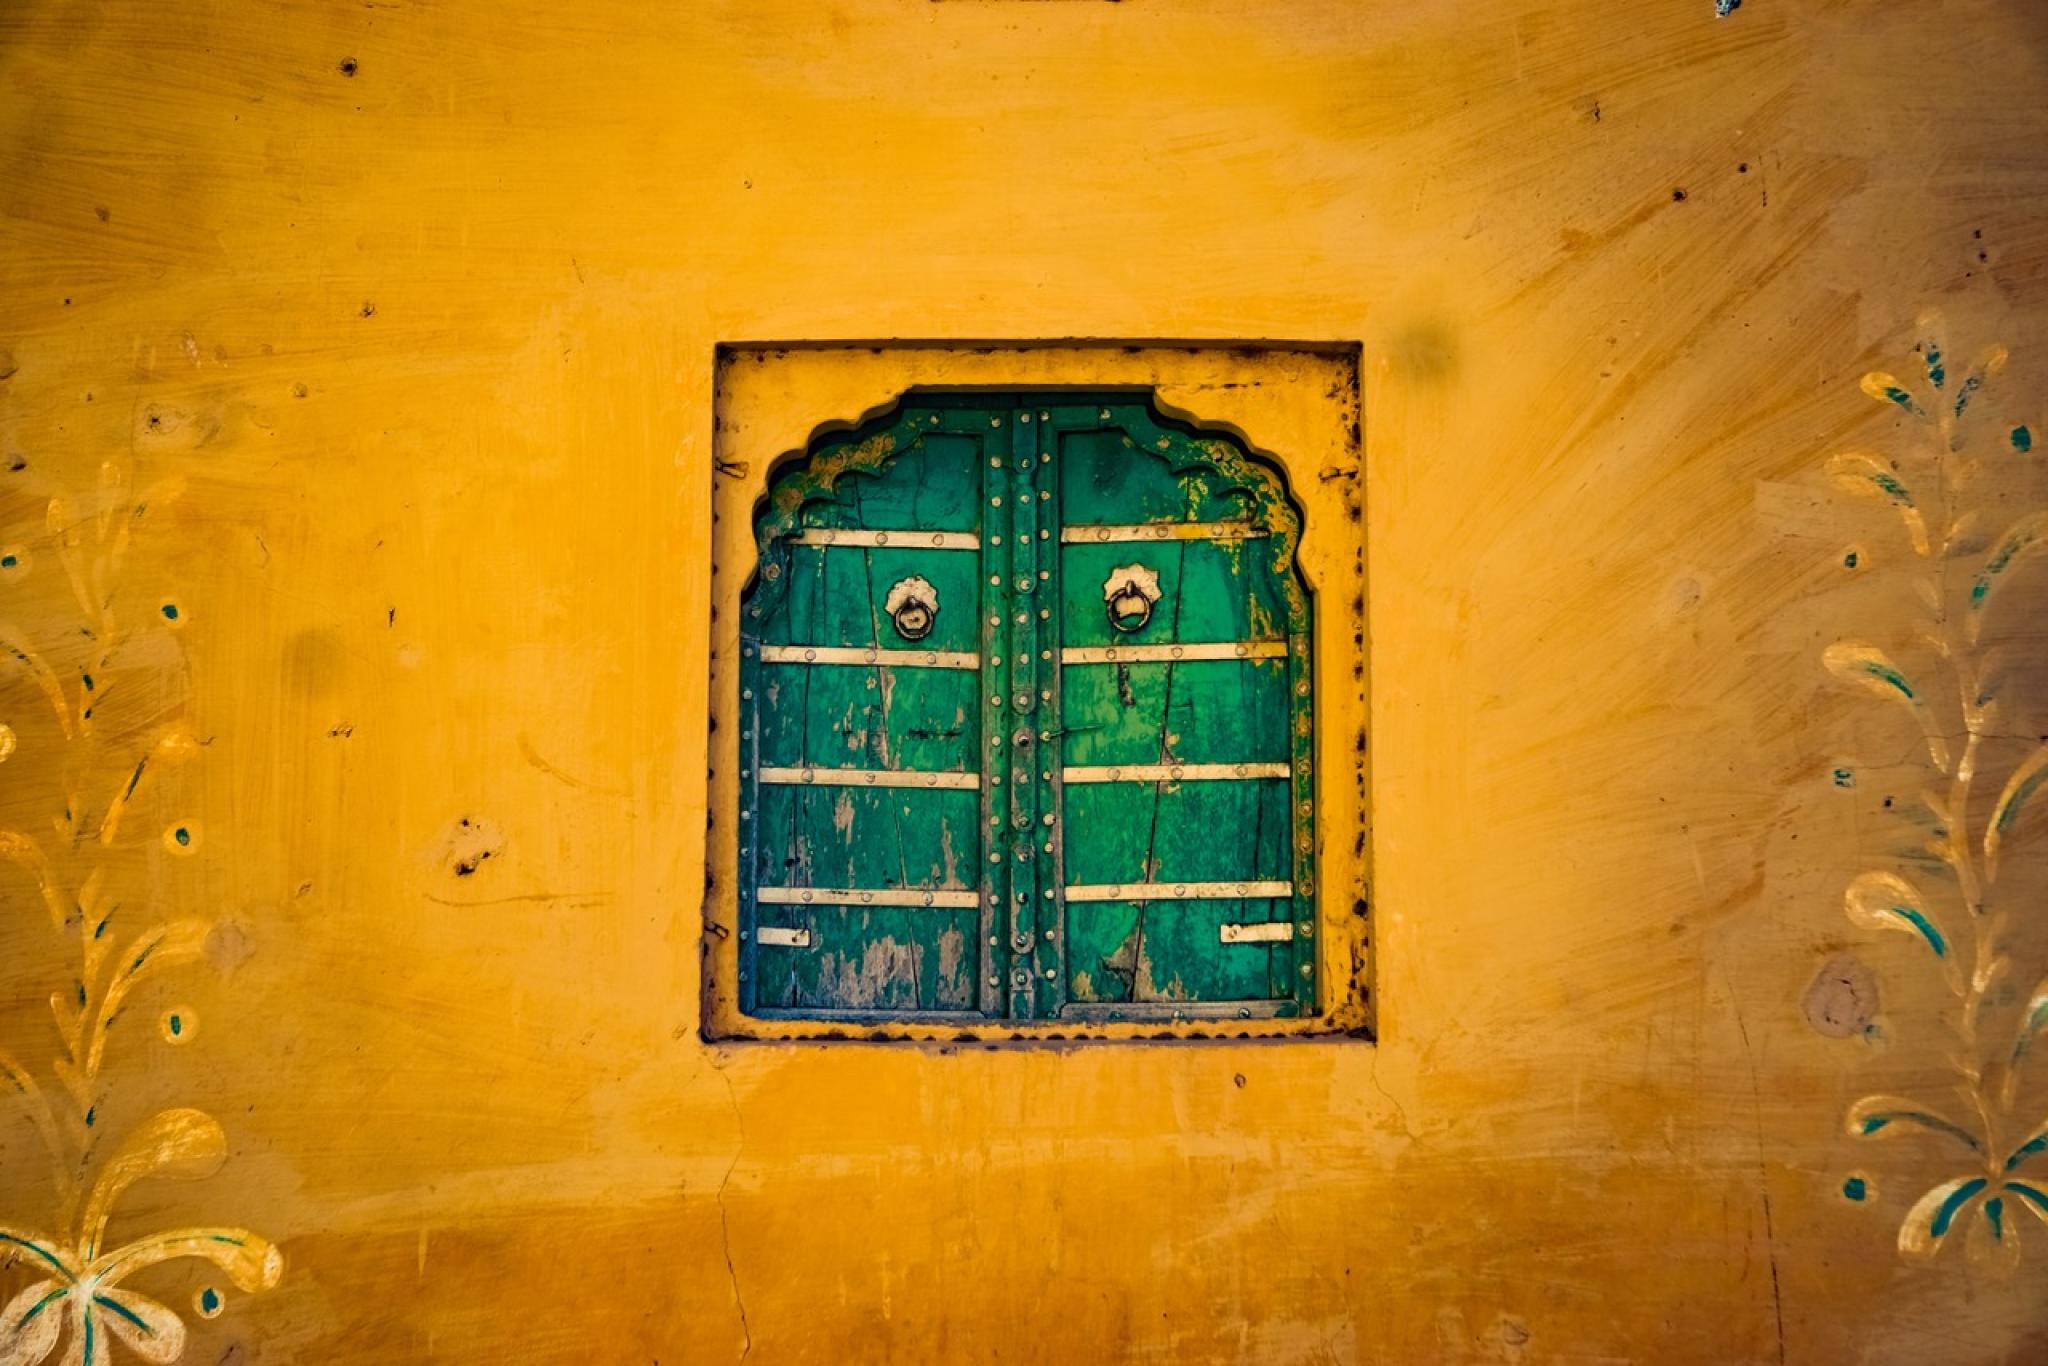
[885,575,939,641]
[1103,564,1161,635]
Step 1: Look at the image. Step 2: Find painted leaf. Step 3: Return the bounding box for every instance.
[2006,1180,2048,1227]
[1842,870,1947,957]
[85,919,212,1077]
[1950,343,2009,421]
[1985,744,2048,881]
[0,1279,65,1366]
[93,1230,284,1295]
[1845,1094,1982,1152]
[1825,453,1929,555]
[0,829,65,930]
[1898,1175,1988,1258]
[0,630,72,739]
[1966,514,2047,643]
[2006,1119,2048,1175]
[2010,982,2048,1106]
[88,1287,183,1365]
[1965,1193,2022,1274]
[78,1110,228,1261]
[1821,642,1949,770]
[1860,371,1925,418]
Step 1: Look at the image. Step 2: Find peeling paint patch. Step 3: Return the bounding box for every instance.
[433,816,506,879]
[1803,955,1879,1038]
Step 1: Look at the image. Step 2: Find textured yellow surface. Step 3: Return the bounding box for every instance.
[1,1,2046,1362]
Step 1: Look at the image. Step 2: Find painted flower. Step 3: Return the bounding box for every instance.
[1849,1096,2048,1272]
[0,1111,281,1365]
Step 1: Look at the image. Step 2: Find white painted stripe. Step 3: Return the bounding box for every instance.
[1062,762,1289,784]
[1061,522,1266,544]
[793,528,979,550]
[1219,922,1294,944]
[758,766,981,790]
[757,645,979,669]
[756,926,812,948]
[1061,641,1286,665]
[757,886,982,909]
[1064,881,1294,903]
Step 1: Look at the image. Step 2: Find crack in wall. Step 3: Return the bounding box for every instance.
[715,1065,753,1362]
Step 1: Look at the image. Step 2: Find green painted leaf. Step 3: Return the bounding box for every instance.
[1967,514,2047,643]
[1860,370,1925,418]
[1846,1094,1982,1152]
[1842,871,1947,957]
[1986,745,2048,880]
[1822,642,1949,770]
[1899,1176,1988,1258]
[1826,452,1929,556]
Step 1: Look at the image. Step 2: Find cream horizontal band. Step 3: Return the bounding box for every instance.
[1219,922,1295,944]
[757,645,980,669]
[755,926,812,947]
[1064,881,1294,903]
[1062,762,1288,784]
[756,886,982,908]
[1061,641,1286,665]
[1061,522,1266,543]
[758,766,981,790]
[792,528,979,550]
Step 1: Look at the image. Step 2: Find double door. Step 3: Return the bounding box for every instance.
[737,393,1315,1023]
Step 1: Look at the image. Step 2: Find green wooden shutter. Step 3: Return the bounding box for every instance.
[738,394,1315,1025]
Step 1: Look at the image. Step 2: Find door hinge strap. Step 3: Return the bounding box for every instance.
[758,766,981,790]
[1062,762,1288,784]
[757,886,982,909]
[757,645,980,669]
[1218,922,1295,944]
[792,528,980,550]
[1064,880,1294,903]
[1060,640,1286,665]
[755,926,813,947]
[1061,522,1267,544]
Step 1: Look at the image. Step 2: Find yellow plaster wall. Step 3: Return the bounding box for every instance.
[2,1,2046,1361]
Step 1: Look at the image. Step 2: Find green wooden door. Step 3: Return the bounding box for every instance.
[738,394,1314,1024]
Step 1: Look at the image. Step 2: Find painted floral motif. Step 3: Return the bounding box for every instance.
[1821,317,2048,1269]
[0,462,279,1360]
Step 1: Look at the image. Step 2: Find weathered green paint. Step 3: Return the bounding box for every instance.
[738,393,1315,1023]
